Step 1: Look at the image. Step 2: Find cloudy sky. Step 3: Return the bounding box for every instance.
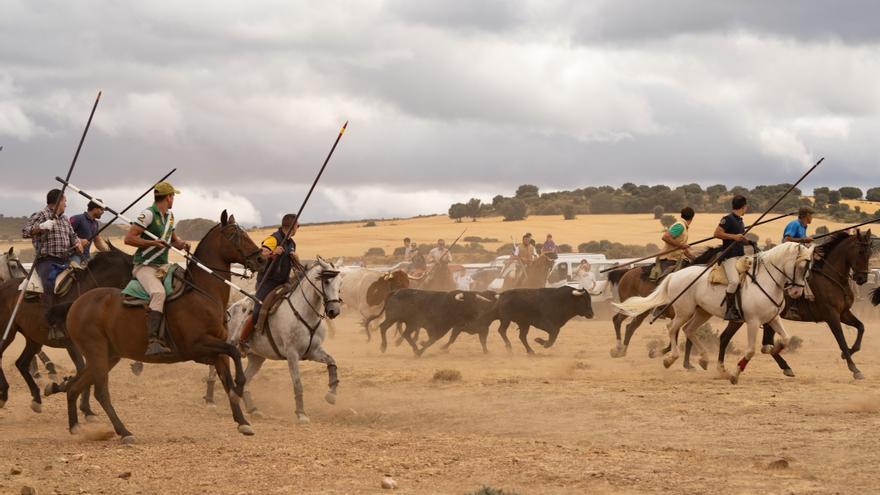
[2,0,879,225]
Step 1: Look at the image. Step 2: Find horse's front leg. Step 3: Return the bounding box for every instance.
[840,309,866,355]
[763,320,795,377]
[213,355,254,435]
[663,311,691,369]
[307,346,339,405]
[730,320,760,385]
[203,365,218,407]
[285,356,309,423]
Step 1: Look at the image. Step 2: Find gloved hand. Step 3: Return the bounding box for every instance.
[38,219,55,230]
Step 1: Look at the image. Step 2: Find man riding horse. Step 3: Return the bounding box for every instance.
[22,188,84,341]
[782,206,815,244]
[714,195,750,321]
[69,199,110,266]
[123,181,191,356]
[650,206,695,282]
[239,213,301,348]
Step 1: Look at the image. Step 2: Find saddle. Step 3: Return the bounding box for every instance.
[645,259,680,282]
[255,283,293,333]
[708,257,752,286]
[120,265,187,306]
[20,266,78,299]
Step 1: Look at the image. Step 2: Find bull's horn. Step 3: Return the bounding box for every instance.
[476,295,492,302]
[572,289,586,296]
[454,293,464,301]
[382,273,391,280]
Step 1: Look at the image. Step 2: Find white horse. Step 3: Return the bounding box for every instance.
[226,257,342,423]
[615,242,814,384]
[0,247,28,282]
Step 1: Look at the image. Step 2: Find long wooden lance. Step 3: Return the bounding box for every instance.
[2,91,102,343]
[256,121,348,293]
[648,157,824,324]
[599,211,798,274]
[89,168,177,242]
[812,217,880,241]
[56,178,262,305]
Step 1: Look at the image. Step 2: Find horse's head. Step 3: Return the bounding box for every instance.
[308,256,342,319]
[0,247,27,282]
[849,229,873,286]
[786,243,815,299]
[209,210,268,273]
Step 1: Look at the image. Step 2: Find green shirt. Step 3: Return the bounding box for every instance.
[668,222,685,238]
[133,205,175,266]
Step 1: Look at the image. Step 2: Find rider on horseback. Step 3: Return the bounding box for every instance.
[650,206,695,282]
[782,206,815,244]
[239,213,300,347]
[714,195,749,322]
[69,200,110,266]
[22,189,84,341]
[124,182,191,356]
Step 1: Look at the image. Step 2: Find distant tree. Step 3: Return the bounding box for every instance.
[653,205,665,219]
[492,194,505,207]
[498,199,528,221]
[660,215,676,228]
[839,187,863,200]
[448,203,467,222]
[465,198,482,221]
[590,192,616,214]
[598,185,616,194]
[365,247,385,257]
[363,221,377,227]
[815,225,829,236]
[866,187,880,202]
[828,190,841,205]
[621,182,638,193]
[562,204,576,220]
[515,184,539,199]
[558,243,573,253]
[813,187,830,196]
[679,183,703,195]
[813,192,829,209]
[707,184,727,195]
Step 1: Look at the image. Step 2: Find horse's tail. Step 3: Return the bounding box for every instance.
[871,287,880,307]
[613,274,673,316]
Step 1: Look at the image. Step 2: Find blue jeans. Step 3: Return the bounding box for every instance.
[35,257,67,296]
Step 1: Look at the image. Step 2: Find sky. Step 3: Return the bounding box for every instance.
[1,0,879,226]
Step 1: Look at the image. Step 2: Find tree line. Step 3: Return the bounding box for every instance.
[449,183,880,223]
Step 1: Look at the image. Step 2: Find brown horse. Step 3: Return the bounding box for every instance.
[59,211,266,442]
[501,254,554,290]
[0,247,133,415]
[716,230,876,380]
[607,247,720,364]
[411,259,456,291]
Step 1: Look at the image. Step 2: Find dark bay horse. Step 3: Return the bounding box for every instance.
[0,248,132,415]
[715,230,876,380]
[59,211,266,442]
[501,254,554,290]
[607,247,720,364]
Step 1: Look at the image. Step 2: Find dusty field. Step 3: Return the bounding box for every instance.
[1,307,878,494]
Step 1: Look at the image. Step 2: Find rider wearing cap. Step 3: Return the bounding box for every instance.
[782,206,815,244]
[124,181,190,356]
[22,188,83,340]
[714,195,749,321]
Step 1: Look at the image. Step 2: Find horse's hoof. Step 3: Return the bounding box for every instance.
[30,401,42,413]
[120,435,136,445]
[648,348,659,359]
[683,363,695,371]
[85,414,100,423]
[237,424,255,436]
[70,424,82,435]
[296,414,311,424]
[698,359,709,371]
[249,409,265,419]
[43,383,57,397]
[729,373,740,385]
[325,392,337,405]
[380,345,387,354]
[204,401,217,410]
[853,371,865,380]
[0,399,6,409]
[761,345,773,354]
[130,362,144,376]
[662,356,677,369]
[783,368,795,378]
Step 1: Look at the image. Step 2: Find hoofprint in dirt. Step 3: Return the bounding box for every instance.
[0,311,878,494]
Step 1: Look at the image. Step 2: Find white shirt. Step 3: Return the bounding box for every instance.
[429,247,451,263]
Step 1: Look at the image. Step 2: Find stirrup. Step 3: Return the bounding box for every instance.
[145,339,172,356]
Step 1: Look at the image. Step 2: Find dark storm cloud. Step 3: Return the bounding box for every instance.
[1,1,879,224]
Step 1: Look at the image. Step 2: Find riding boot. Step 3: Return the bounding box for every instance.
[144,310,172,357]
[239,316,255,352]
[723,292,743,322]
[42,293,65,341]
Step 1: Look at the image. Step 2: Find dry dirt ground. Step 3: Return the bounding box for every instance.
[1,307,879,494]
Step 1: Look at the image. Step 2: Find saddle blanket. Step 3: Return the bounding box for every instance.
[121,265,179,301]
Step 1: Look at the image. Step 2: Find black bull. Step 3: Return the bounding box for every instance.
[378,286,595,356]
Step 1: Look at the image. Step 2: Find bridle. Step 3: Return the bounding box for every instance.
[750,244,812,307]
[283,258,342,355]
[191,223,264,278]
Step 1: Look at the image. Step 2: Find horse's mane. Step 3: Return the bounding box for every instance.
[692,245,723,265]
[188,223,222,271]
[816,231,850,257]
[759,241,807,266]
[83,248,133,270]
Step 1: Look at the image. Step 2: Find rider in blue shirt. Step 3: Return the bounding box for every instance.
[782,206,814,244]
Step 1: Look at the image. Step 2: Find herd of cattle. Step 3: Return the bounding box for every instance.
[339,267,595,355]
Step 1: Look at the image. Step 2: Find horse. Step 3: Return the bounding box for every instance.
[714,230,877,380]
[58,211,266,442]
[501,254,554,290]
[220,257,342,423]
[410,259,456,291]
[606,247,721,363]
[615,242,814,384]
[0,247,28,283]
[0,247,133,415]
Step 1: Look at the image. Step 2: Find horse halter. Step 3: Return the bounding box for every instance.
[766,244,812,290]
[219,224,264,274]
[285,259,341,355]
